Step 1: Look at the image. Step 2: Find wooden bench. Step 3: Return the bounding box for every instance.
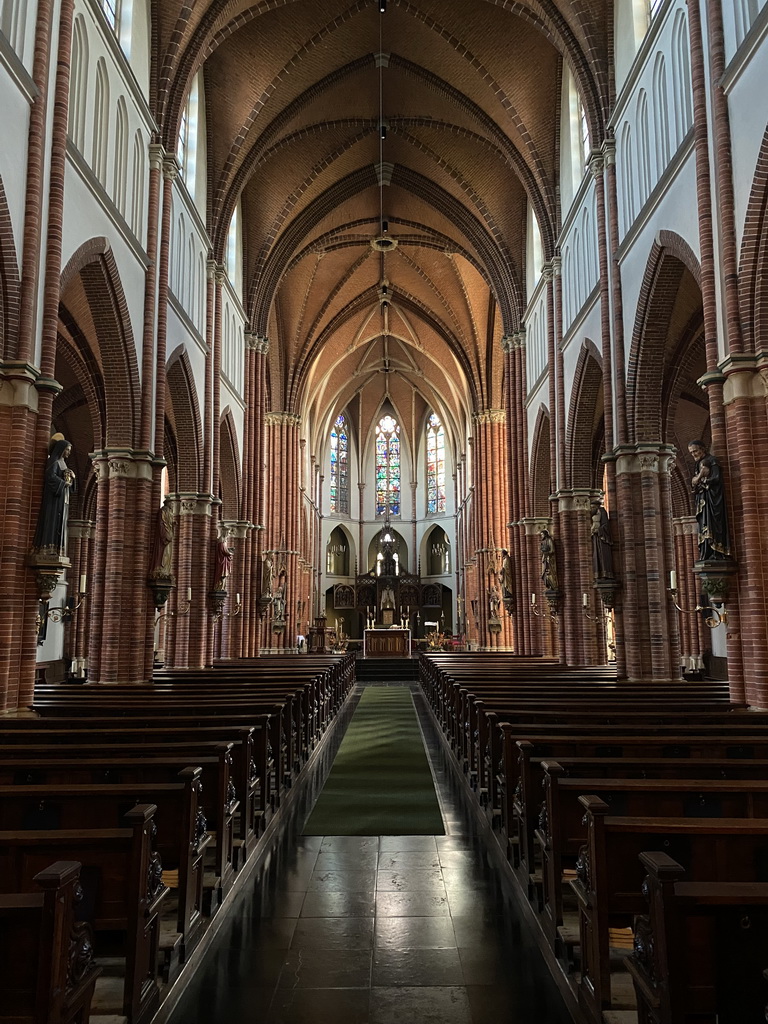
[0,860,101,1024]
[626,850,768,1024]
[0,720,270,841]
[0,770,208,965]
[537,769,768,963]
[0,804,166,1024]
[573,798,768,1024]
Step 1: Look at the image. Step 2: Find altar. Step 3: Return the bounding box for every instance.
[363,628,411,658]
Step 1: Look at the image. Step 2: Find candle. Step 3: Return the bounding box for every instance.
[669,570,677,591]
[236,593,241,605]
[79,574,87,594]
[582,593,588,607]
[531,593,536,605]
[187,587,192,602]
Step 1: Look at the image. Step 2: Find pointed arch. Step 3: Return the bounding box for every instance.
[166,345,204,493]
[59,238,141,447]
[739,123,768,353]
[329,412,350,515]
[0,172,20,361]
[219,407,241,519]
[626,231,703,443]
[566,340,603,489]
[530,406,552,517]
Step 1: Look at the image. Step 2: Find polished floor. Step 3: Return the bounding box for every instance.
[166,684,572,1024]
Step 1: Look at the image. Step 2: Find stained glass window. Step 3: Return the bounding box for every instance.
[426,413,446,514]
[375,415,401,516]
[330,414,349,514]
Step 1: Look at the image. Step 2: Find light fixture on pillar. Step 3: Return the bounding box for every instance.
[36,574,88,633]
[667,571,726,629]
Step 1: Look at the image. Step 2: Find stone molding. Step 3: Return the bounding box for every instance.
[672,515,698,536]
[175,493,213,516]
[614,443,676,476]
[473,408,506,425]
[265,411,301,427]
[0,361,42,411]
[556,488,600,512]
[91,448,155,482]
[68,519,95,540]
[219,519,252,540]
[522,517,553,536]
[245,333,269,354]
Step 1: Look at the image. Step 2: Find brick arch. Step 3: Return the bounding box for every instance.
[51,331,106,496]
[219,407,242,520]
[166,346,204,493]
[213,52,556,259]
[566,339,603,489]
[739,123,768,353]
[626,233,702,442]
[0,173,20,361]
[59,238,140,447]
[251,166,520,336]
[530,405,551,517]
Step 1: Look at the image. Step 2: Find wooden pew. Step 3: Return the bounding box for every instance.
[573,798,768,1024]
[513,749,768,913]
[0,860,101,1024]
[0,721,269,850]
[536,769,768,962]
[626,851,768,1024]
[0,770,208,964]
[0,805,166,1024]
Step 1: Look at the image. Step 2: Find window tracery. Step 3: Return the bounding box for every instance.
[375,415,401,517]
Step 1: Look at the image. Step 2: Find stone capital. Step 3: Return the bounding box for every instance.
[176,493,213,516]
[522,517,552,536]
[588,151,605,178]
[246,333,269,354]
[473,408,506,425]
[219,519,252,540]
[90,448,154,482]
[265,411,301,427]
[68,519,95,540]
[614,443,677,476]
[0,360,42,411]
[148,143,165,171]
[162,155,180,181]
[556,488,597,513]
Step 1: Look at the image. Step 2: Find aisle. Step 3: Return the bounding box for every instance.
[165,683,572,1024]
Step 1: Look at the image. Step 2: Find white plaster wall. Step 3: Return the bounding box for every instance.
[612,0,693,245]
[0,56,31,258]
[60,156,148,368]
[560,177,599,334]
[524,282,548,389]
[167,304,208,417]
[722,0,767,62]
[616,146,701,362]
[723,9,768,255]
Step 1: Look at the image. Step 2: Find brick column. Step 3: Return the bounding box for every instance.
[671,515,703,673]
[614,444,679,680]
[264,412,302,651]
[556,490,604,665]
[470,410,512,650]
[88,451,154,682]
[522,517,557,656]
[214,520,251,660]
[165,494,213,669]
[67,519,94,676]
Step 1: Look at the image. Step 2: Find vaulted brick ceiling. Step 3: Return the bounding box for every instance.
[153,0,611,453]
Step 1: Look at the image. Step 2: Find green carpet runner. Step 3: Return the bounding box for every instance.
[302,686,445,835]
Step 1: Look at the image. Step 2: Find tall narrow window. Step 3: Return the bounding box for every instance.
[426,413,446,514]
[177,76,199,195]
[99,0,119,33]
[375,414,401,517]
[330,414,349,515]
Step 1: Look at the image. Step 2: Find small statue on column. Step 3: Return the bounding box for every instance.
[688,440,731,561]
[539,529,558,591]
[590,499,614,579]
[214,537,233,590]
[32,436,76,559]
[149,499,175,579]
